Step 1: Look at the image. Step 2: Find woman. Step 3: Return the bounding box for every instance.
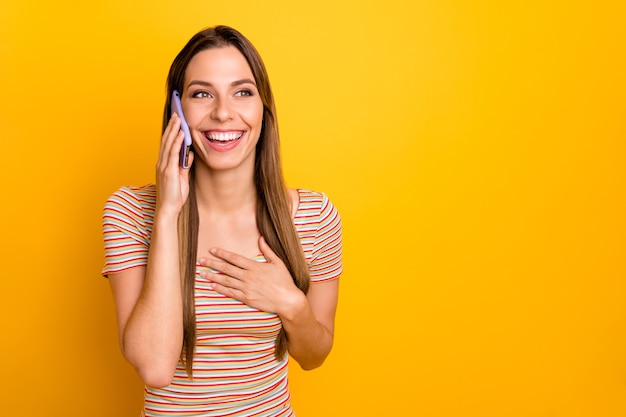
[101,25,343,416]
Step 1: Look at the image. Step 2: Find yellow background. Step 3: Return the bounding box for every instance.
[1,1,624,416]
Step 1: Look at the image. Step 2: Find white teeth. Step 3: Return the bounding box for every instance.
[206,131,243,141]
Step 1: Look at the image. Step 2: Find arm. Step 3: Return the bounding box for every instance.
[108,211,183,388]
[280,279,339,370]
[106,113,192,388]
[284,194,342,368]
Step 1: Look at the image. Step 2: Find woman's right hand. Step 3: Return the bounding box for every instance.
[155,113,194,216]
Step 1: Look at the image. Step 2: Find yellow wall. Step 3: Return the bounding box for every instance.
[1,1,624,416]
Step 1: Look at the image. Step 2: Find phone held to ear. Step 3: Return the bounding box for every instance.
[171,90,193,169]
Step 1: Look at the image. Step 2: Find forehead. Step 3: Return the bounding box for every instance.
[185,46,254,85]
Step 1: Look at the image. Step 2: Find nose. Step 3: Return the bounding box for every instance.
[210,97,233,122]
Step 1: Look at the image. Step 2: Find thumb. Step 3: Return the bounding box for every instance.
[259,236,278,263]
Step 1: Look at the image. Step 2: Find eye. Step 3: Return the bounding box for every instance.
[235,89,253,97]
[192,90,212,99]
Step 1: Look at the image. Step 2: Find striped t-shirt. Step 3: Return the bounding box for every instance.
[101,185,343,417]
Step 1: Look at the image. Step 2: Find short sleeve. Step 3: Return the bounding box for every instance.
[101,186,153,277]
[308,194,343,283]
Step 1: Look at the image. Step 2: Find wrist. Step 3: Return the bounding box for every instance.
[153,207,180,225]
[278,290,309,324]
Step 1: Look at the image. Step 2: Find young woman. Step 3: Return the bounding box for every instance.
[101,26,343,416]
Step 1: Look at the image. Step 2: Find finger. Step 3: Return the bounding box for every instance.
[209,247,255,270]
[158,133,185,177]
[159,114,180,153]
[157,114,181,168]
[203,257,247,279]
[205,271,241,289]
[186,150,195,168]
[179,150,195,178]
[209,280,245,302]
[259,236,280,264]
[166,129,185,170]
[163,112,179,136]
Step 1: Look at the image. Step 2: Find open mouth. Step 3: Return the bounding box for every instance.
[204,130,244,143]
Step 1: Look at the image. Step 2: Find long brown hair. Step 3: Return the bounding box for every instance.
[162,26,310,377]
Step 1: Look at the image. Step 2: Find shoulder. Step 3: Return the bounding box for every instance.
[103,184,156,229]
[290,188,342,242]
[101,185,155,276]
[104,184,156,213]
[106,184,156,206]
[290,188,343,281]
[291,188,340,220]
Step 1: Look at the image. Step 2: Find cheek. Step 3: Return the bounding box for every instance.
[184,106,207,128]
[244,102,264,131]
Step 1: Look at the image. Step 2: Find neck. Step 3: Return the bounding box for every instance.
[192,163,257,215]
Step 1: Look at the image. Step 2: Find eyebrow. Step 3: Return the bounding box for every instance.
[187,78,257,88]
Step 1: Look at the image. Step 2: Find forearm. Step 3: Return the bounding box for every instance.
[122,210,183,386]
[280,293,334,370]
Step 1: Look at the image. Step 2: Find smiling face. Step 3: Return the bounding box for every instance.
[182,46,264,174]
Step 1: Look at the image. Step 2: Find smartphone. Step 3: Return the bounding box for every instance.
[171,90,193,169]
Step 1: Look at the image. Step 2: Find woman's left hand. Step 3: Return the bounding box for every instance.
[199,236,305,315]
